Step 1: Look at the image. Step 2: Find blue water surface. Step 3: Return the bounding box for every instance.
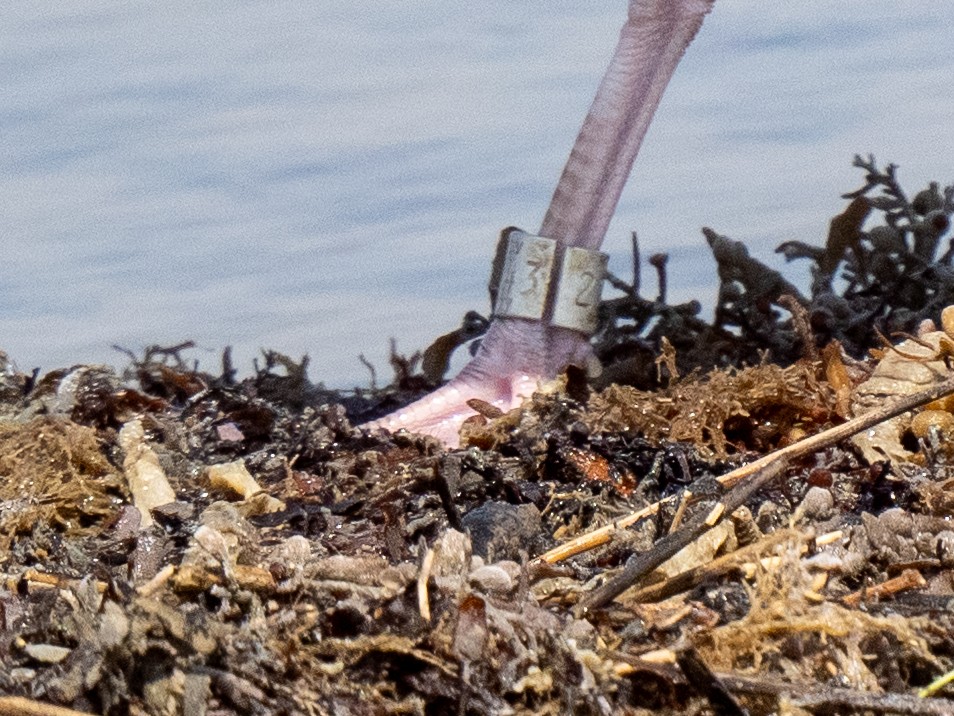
[2,2,951,386]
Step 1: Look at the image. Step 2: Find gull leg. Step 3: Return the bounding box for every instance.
[365,0,716,447]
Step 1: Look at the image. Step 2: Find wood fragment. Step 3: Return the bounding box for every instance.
[118,418,177,528]
[623,528,804,604]
[920,666,954,698]
[417,546,435,622]
[815,530,844,546]
[535,501,662,565]
[718,671,954,715]
[0,696,94,716]
[841,568,927,608]
[704,502,725,527]
[135,564,176,597]
[6,569,108,595]
[676,647,748,716]
[668,489,691,533]
[580,459,789,612]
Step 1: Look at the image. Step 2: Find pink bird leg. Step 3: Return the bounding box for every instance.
[366,0,716,447]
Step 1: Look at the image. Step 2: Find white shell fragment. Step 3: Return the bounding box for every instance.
[850,329,950,464]
[118,418,177,528]
[207,459,284,514]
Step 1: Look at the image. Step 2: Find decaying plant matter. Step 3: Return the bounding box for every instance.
[2,159,954,714]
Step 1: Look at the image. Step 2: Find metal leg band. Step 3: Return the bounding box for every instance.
[492,228,607,334]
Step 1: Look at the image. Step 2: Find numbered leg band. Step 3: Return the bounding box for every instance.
[493,229,607,334]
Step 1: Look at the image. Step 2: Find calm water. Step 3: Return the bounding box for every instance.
[2,2,952,387]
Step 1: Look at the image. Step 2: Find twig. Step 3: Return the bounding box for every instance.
[612,657,954,715]
[541,373,954,568]
[778,294,818,362]
[578,373,954,611]
[535,501,664,565]
[668,489,691,534]
[624,527,804,604]
[720,671,954,715]
[676,648,748,716]
[435,455,465,531]
[631,230,641,296]
[716,372,954,490]
[417,545,435,622]
[579,458,789,612]
[358,353,377,390]
[841,568,926,608]
[921,666,954,698]
[790,686,953,715]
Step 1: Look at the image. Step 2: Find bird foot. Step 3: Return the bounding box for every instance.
[364,317,594,448]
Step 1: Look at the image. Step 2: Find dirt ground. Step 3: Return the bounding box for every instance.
[1,158,954,715]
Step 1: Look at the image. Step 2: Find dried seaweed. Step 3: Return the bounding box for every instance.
[587,360,834,459]
[0,417,125,550]
[2,158,954,714]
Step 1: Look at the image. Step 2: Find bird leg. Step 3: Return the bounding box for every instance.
[365,0,716,447]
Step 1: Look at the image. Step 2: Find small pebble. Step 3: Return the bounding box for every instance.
[461,502,541,561]
[936,531,954,568]
[23,643,71,664]
[796,486,834,522]
[468,564,513,594]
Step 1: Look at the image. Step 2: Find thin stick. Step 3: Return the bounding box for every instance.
[537,373,954,567]
[721,672,954,715]
[631,231,641,296]
[624,527,804,604]
[417,546,435,622]
[536,501,664,565]
[579,373,954,611]
[841,568,926,608]
[668,489,691,533]
[677,647,747,716]
[612,656,954,715]
[715,373,954,490]
[580,459,789,612]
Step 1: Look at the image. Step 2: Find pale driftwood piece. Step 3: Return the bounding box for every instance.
[0,697,95,716]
